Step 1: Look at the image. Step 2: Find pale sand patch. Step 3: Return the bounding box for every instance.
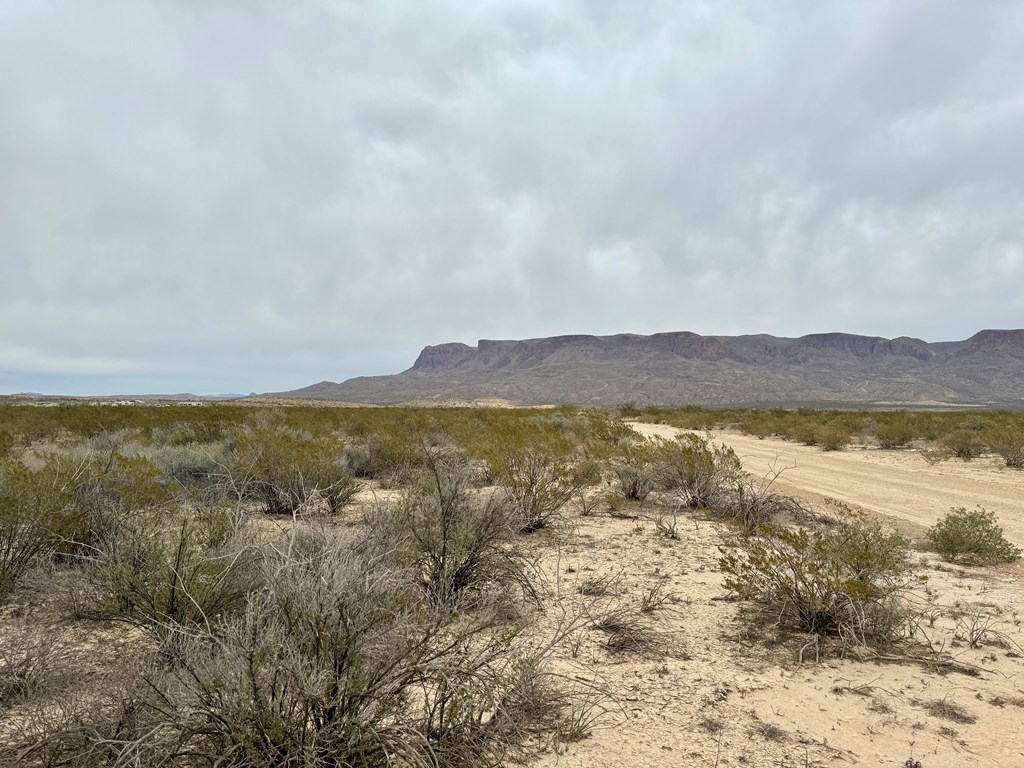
[629,422,1024,547]
[525,424,1024,767]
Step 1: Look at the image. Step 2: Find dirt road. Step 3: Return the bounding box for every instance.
[631,422,1024,545]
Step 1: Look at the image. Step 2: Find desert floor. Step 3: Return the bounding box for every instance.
[529,425,1024,768]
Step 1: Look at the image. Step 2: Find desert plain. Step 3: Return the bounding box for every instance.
[530,423,1024,768]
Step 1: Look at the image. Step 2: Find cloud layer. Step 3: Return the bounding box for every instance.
[3,0,1024,394]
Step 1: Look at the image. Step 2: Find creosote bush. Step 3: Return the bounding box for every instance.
[715,476,810,531]
[613,444,656,503]
[985,424,1024,468]
[877,418,916,449]
[0,458,77,603]
[29,534,564,768]
[652,433,741,508]
[720,521,917,645]
[479,424,596,532]
[367,448,532,609]
[927,506,1021,565]
[817,424,852,452]
[231,426,360,516]
[90,506,257,632]
[941,429,986,460]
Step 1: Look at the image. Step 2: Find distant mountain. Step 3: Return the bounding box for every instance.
[271,330,1024,407]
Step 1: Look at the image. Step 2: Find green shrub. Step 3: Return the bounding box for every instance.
[368,449,531,609]
[612,444,656,503]
[927,507,1021,565]
[91,507,258,631]
[480,425,592,532]
[45,537,563,767]
[737,416,773,440]
[231,427,359,516]
[817,424,851,452]
[720,521,915,643]
[876,418,916,449]
[941,429,985,460]
[0,458,77,602]
[984,423,1024,468]
[652,433,741,508]
[790,421,819,446]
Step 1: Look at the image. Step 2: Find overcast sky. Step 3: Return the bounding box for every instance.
[3,1,1024,395]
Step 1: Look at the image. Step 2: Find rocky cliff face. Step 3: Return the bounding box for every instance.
[274,329,1024,406]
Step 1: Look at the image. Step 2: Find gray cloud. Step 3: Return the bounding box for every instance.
[2,0,1023,394]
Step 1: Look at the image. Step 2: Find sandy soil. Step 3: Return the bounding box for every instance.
[527,424,1024,768]
[630,423,1024,548]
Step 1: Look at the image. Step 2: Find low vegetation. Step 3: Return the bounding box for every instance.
[928,506,1022,565]
[0,400,1021,765]
[720,521,916,646]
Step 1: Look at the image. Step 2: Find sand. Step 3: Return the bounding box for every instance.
[527,424,1024,768]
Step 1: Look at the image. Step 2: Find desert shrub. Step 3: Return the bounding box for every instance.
[941,429,986,460]
[652,433,741,508]
[618,400,641,418]
[367,449,532,609]
[790,420,819,446]
[231,426,360,516]
[715,477,810,531]
[927,506,1021,565]
[615,464,654,502]
[593,608,658,654]
[341,434,419,481]
[480,425,594,532]
[0,458,78,603]
[61,451,171,556]
[0,429,14,459]
[720,521,915,644]
[42,538,564,767]
[612,443,656,503]
[0,624,71,707]
[737,416,773,440]
[817,424,851,452]
[984,423,1024,468]
[877,417,916,449]
[141,439,233,489]
[90,507,258,632]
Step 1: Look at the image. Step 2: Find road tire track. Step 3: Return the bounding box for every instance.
[631,422,1024,545]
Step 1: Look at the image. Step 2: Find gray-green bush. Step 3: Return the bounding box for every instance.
[31,535,563,768]
[367,449,532,610]
[720,521,916,645]
[928,506,1021,565]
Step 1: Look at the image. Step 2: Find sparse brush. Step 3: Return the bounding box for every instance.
[941,429,985,460]
[639,582,674,613]
[877,418,916,449]
[28,535,570,767]
[652,433,741,509]
[752,721,787,741]
[720,520,917,647]
[928,507,1021,565]
[923,697,977,724]
[0,624,73,707]
[715,475,810,531]
[230,426,360,516]
[577,572,619,597]
[817,424,852,451]
[985,423,1024,468]
[653,510,680,539]
[593,609,657,654]
[89,506,259,633]
[555,686,614,744]
[365,447,534,610]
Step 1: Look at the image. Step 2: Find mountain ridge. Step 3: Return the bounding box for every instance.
[272,329,1024,407]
